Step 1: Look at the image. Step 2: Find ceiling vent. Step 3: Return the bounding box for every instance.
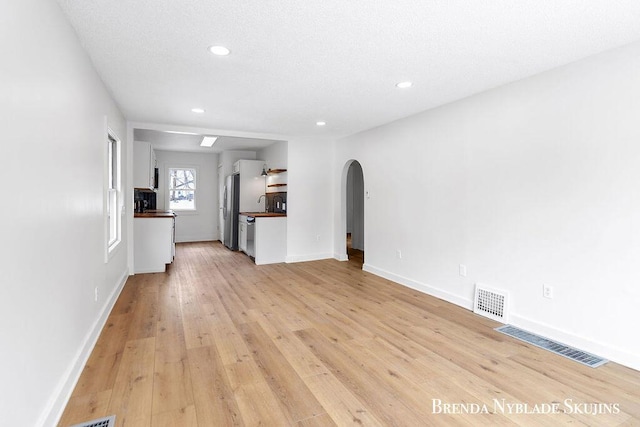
[473,283,509,322]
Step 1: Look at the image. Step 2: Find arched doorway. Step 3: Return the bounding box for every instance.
[344,160,364,266]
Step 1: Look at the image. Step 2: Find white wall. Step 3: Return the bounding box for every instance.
[286,138,336,262]
[258,141,288,194]
[334,41,640,370]
[0,0,128,425]
[155,150,219,242]
[257,141,288,170]
[219,150,257,178]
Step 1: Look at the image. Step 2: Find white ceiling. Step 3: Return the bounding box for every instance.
[57,0,640,143]
[133,129,283,153]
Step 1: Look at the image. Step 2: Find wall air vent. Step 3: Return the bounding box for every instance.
[70,415,115,427]
[473,284,509,322]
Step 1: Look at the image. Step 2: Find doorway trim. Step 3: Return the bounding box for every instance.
[338,159,365,265]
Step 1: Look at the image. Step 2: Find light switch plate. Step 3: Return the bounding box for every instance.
[459,264,467,277]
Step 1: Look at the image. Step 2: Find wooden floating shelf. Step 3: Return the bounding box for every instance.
[267,183,287,188]
[268,168,287,174]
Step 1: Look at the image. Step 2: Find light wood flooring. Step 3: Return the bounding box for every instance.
[346,233,364,266]
[59,242,640,426]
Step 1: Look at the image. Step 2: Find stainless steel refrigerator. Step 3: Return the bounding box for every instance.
[223,174,240,250]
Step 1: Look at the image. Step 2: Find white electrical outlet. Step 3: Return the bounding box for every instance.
[543,285,554,299]
[459,264,467,277]
[94,287,99,302]
[396,249,402,259]
[316,234,321,242]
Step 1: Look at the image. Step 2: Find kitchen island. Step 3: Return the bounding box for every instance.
[240,212,286,265]
[134,210,176,273]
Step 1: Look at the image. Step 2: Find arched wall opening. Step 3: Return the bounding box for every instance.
[341,160,365,265]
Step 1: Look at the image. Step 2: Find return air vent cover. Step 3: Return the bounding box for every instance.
[473,284,509,322]
[496,325,608,368]
[70,415,115,427]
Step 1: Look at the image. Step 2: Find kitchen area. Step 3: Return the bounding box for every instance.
[132,130,288,273]
[132,139,177,273]
[223,159,288,265]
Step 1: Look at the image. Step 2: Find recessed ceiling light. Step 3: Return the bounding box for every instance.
[316,121,326,126]
[191,108,205,114]
[208,45,230,56]
[200,136,218,147]
[396,81,413,89]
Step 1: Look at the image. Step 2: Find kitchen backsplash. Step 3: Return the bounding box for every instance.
[266,192,287,213]
[134,188,157,211]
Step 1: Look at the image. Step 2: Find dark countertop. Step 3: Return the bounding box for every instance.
[240,212,287,218]
[134,209,177,218]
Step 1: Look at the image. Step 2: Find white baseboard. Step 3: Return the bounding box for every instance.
[363,263,473,310]
[134,265,167,274]
[175,235,217,243]
[286,252,334,263]
[334,252,349,262]
[509,314,640,372]
[42,269,129,427]
[363,263,640,371]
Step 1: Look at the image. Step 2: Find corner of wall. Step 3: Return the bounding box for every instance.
[334,253,349,262]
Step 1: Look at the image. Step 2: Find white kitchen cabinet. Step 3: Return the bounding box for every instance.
[238,215,248,253]
[134,216,175,273]
[133,141,156,189]
[254,217,286,265]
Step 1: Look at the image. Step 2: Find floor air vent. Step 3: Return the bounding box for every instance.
[496,325,608,368]
[70,415,115,427]
[473,284,508,322]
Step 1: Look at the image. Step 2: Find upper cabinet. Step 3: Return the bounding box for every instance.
[133,141,156,189]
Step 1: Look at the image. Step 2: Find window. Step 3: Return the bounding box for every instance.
[169,167,196,210]
[107,130,121,255]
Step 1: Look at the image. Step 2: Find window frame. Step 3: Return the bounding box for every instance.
[167,166,198,212]
[105,127,122,261]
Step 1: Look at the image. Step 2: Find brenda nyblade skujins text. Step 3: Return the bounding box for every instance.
[432,398,621,416]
